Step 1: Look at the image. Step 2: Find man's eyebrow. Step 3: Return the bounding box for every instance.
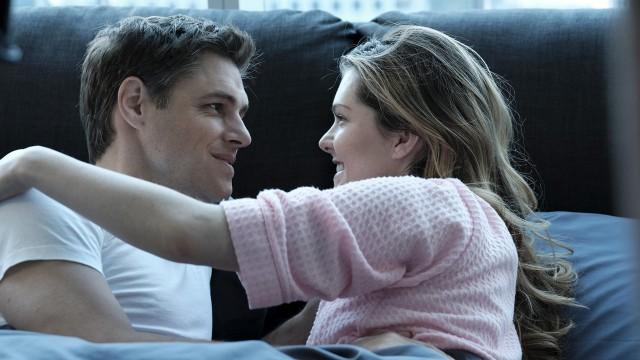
[201,91,249,115]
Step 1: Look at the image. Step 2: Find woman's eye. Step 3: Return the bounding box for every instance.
[334,114,347,124]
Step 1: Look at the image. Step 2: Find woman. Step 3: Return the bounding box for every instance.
[0,26,576,360]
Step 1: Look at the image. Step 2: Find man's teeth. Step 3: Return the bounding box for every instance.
[336,163,344,172]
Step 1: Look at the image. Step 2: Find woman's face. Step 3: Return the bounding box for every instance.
[318,70,410,187]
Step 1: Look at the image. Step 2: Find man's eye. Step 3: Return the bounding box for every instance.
[209,103,223,113]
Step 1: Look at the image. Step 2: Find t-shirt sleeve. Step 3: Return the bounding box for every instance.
[221,176,474,309]
[0,190,105,281]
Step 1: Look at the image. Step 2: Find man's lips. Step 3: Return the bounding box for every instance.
[211,153,236,165]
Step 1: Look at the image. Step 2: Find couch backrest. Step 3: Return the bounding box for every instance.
[0,6,354,194]
[0,7,617,214]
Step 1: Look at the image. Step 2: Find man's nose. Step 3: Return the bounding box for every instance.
[226,115,252,148]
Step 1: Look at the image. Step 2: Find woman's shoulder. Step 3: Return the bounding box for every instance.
[332,175,462,187]
[330,175,470,198]
[323,176,477,217]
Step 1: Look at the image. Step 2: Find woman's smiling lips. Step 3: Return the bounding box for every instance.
[333,159,344,186]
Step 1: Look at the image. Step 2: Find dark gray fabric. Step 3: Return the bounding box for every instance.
[357,9,618,214]
[212,270,306,341]
[211,270,266,340]
[442,349,482,360]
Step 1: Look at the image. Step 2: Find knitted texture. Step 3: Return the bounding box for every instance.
[221,176,520,360]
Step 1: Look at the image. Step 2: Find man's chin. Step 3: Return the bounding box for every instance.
[184,186,230,204]
[203,187,232,204]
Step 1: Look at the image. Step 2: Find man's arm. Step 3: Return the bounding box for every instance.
[0,147,237,271]
[0,260,202,343]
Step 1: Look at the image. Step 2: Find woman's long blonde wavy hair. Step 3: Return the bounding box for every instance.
[340,25,578,359]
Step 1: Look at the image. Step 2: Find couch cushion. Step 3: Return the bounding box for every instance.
[357,10,618,215]
[540,211,640,359]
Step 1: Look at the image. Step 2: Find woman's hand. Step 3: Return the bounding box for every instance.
[352,332,453,358]
[262,299,320,345]
[0,147,39,201]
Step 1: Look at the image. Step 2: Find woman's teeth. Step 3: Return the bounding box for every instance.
[336,163,344,172]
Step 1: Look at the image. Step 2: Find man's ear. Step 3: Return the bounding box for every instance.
[116,76,149,129]
[390,131,423,160]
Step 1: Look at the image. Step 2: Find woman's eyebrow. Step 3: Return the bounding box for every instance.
[332,104,351,113]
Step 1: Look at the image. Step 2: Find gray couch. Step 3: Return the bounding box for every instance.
[1,6,638,360]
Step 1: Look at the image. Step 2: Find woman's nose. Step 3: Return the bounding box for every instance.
[318,129,333,154]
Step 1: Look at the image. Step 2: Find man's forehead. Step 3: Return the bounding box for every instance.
[197,76,248,100]
[178,54,248,105]
[198,52,244,85]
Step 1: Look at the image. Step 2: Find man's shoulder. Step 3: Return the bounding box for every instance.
[0,190,89,224]
[1,188,69,209]
[0,189,105,251]
[0,190,107,283]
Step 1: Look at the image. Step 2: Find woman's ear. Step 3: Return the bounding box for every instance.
[390,131,423,160]
[116,76,148,129]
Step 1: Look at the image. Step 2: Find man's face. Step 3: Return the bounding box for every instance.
[139,52,251,203]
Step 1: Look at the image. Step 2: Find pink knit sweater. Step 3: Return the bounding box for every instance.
[221,176,521,360]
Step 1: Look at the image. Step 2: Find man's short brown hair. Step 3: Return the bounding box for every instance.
[79,15,256,163]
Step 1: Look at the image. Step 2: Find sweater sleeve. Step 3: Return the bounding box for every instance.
[220,176,475,309]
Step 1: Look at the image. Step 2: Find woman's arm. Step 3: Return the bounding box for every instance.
[221,175,474,308]
[0,146,237,271]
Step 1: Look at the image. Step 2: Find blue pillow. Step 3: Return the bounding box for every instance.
[537,212,640,359]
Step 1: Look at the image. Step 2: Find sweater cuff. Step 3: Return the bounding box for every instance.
[220,198,284,309]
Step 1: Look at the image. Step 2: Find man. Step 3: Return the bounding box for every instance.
[0,15,254,342]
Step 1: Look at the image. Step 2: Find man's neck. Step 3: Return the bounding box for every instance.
[94,146,148,181]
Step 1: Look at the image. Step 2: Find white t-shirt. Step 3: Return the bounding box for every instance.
[0,190,212,340]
